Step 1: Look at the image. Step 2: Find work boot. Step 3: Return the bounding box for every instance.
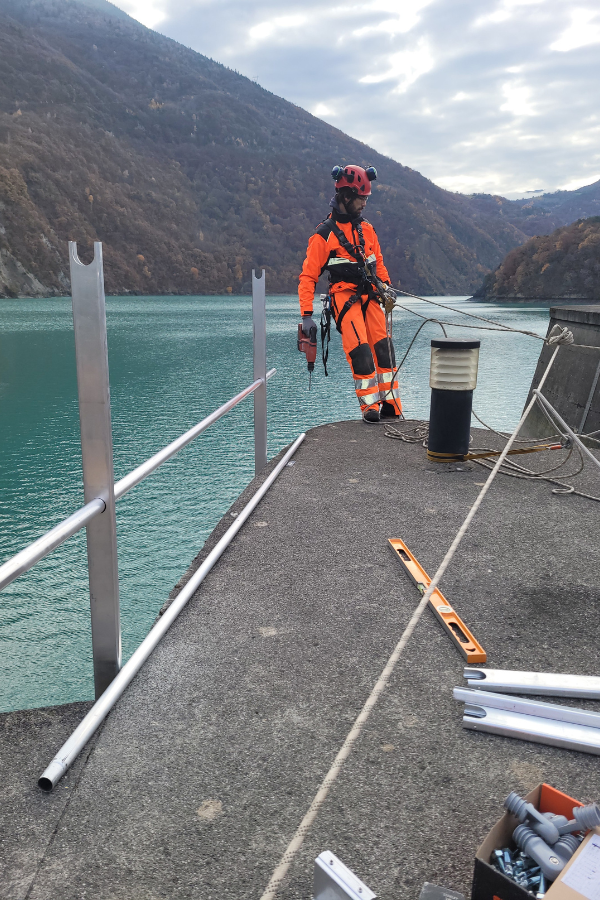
[362,407,380,424]
[380,401,400,421]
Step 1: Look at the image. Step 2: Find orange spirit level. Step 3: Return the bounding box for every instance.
[388,538,486,663]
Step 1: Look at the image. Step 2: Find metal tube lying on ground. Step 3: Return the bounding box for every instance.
[454,688,600,729]
[462,705,600,756]
[0,370,276,593]
[38,432,305,792]
[464,668,600,699]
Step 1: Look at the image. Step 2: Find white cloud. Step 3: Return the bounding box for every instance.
[248,14,308,45]
[550,8,600,52]
[313,102,336,118]
[114,0,168,28]
[108,0,600,198]
[475,0,544,28]
[353,0,435,37]
[500,81,537,117]
[360,38,434,92]
[560,174,600,191]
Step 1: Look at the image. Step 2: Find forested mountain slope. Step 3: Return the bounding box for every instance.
[0,0,537,297]
[474,218,600,301]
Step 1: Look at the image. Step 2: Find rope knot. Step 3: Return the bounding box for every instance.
[547,324,574,346]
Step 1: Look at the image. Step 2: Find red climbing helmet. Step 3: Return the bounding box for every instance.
[331,164,377,196]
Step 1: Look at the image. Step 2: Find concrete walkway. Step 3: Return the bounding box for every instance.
[2,421,600,900]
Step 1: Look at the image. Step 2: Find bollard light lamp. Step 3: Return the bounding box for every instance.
[427,338,480,462]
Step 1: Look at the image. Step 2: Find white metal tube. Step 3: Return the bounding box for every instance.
[38,432,305,791]
[0,371,277,592]
[534,389,600,474]
[0,499,105,593]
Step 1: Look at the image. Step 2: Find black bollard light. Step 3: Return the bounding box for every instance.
[427,338,480,462]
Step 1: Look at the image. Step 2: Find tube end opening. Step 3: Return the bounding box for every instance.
[38,776,54,792]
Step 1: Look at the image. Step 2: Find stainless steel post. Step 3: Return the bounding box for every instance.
[252,269,267,475]
[70,242,121,697]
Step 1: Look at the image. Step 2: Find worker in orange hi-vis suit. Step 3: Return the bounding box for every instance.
[298,164,402,424]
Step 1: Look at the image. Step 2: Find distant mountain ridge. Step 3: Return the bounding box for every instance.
[0,0,597,299]
[474,217,600,301]
[469,181,600,240]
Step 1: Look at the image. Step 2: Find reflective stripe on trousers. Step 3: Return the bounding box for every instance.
[354,374,379,391]
[380,385,402,401]
[357,389,383,408]
[377,371,401,398]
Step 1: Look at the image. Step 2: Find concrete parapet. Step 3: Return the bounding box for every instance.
[521,305,600,441]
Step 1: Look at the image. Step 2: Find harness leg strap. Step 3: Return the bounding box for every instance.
[334,294,361,334]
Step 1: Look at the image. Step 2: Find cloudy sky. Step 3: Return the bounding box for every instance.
[111,0,600,199]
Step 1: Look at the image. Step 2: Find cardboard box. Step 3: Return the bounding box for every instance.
[543,826,600,900]
[471,783,583,900]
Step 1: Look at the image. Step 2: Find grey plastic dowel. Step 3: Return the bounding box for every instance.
[69,242,121,697]
[252,269,267,475]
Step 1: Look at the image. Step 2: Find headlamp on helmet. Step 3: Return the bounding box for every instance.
[331,164,376,196]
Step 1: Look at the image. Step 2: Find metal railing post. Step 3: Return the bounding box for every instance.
[70,242,121,698]
[252,269,267,475]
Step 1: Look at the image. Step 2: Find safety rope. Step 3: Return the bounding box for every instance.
[259,345,564,900]
[391,289,600,350]
[473,454,600,503]
[385,400,600,501]
[470,410,561,444]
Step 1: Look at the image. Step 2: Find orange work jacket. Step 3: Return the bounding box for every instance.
[298,212,390,316]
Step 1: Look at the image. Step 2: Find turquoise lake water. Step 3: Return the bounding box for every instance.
[0,295,550,712]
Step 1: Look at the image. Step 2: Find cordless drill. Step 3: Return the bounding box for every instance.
[297,323,317,389]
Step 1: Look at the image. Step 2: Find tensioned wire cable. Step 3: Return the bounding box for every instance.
[378,287,600,412]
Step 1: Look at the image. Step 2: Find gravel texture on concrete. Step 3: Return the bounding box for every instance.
[0,701,94,900]
[2,421,600,900]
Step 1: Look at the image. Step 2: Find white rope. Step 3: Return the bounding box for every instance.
[546,324,574,345]
[258,349,562,900]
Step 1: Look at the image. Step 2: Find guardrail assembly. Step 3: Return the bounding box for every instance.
[0,242,305,789]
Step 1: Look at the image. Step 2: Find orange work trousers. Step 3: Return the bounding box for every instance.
[331,288,402,413]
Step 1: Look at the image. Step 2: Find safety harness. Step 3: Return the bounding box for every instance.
[319,215,395,378]
[328,219,382,331]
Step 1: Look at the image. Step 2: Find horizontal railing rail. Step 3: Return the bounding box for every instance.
[0,368,276,594]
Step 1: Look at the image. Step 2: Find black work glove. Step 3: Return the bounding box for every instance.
[302,315,317,336]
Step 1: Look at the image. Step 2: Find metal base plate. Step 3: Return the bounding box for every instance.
[314,852,376,900]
